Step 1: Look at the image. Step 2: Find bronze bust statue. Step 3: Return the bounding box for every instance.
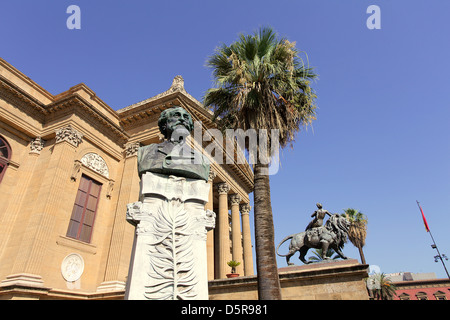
[137,106,210,181]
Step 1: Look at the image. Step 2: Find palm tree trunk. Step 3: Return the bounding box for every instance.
[253,162,282,300]
[358,245,367,265]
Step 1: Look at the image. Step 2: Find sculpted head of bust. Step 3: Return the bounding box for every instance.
[158,106,194,142]
[137,106,210,181]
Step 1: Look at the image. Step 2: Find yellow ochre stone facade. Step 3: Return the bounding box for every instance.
[0,58,255,300]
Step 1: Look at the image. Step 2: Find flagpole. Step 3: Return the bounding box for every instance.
[416,201,450,280]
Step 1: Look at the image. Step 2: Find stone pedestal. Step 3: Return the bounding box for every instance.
[124,172,215,300]
[209,259,369,300]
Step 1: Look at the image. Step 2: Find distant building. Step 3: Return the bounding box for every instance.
[386,272,450,300]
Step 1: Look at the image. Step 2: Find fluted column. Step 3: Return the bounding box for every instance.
[240,203,254,276]
[205,170,216,280]
[230,194,244,275]
[216,182,230,279]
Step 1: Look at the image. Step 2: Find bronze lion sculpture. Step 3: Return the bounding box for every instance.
[276,214,350,265]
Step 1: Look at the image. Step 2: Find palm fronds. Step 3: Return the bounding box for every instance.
[367,273,397,300]
[343,208,368,264]
[204,26,317,153]
[204,26,318,300]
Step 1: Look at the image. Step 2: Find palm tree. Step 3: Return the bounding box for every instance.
[307,248,341,262]
[344,208,368,264]
[367,273,397,300]
[204,27,317,299]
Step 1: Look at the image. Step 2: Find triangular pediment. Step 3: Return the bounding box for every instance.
[117,76,214,129]
[117,75,254,193]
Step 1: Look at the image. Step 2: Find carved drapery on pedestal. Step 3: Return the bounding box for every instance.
[125,172,215,300]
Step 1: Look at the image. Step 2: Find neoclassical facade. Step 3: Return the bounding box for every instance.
[0,58,254,299]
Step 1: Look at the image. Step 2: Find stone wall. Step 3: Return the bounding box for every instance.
[209,259,369,300]
[1,259,369,300]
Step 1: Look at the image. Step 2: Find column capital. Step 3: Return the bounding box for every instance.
[216,182,230,195]
[230,194,241,206]
[208,169,217,182]
[55,125,83,148]
[124,142,140,158]
[240,203,251,215]
[29,137,45,155]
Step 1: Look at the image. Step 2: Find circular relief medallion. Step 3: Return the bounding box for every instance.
[61,253,84,282]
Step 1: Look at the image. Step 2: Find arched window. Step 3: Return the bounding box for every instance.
[416,291,428,300]
[0,136,11,183]
[434,290,447,300]
[398,292,410,300]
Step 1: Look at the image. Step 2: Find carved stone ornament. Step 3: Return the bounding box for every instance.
[240,203,251,215]
[55,125,83,148]
[124,142,140,158]
[81,153,109,178]
[169,75,185,93]
[125,172,215,300]
[208,169,216,182]
[216,182,230,195]
[71,160,82,181]
[230,194,241,206]
[61,253,84,282]
[29,137,45,155]
[106,181,114,199]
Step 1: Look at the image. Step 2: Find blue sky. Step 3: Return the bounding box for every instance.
[1,1,450,278]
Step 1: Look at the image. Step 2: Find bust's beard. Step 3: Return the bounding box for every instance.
[170,125,190,143]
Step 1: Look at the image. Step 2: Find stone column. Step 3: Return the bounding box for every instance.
[2,126,82,288]
[0,137,44,258]
[0,137,45,288]
[98,142,141,292]
[216,182,230,279]
[206,170,216,280]
[230,194,244,275]
[240,203,254,276]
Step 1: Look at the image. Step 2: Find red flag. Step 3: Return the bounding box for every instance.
[418,202,430,232]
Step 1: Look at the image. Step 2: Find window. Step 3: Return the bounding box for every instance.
[398,293,410,300]
[416,292,428,300]
[0,136,11,183]
[434,291,447,300]
[67,175,102,243]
